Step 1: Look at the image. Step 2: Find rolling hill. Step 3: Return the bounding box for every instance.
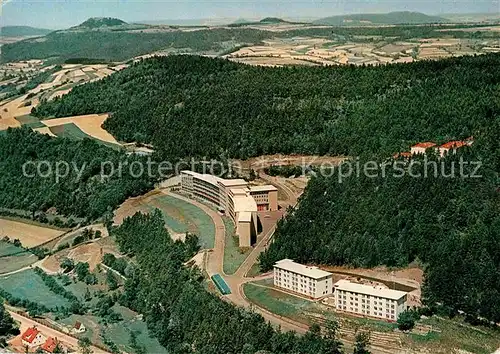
[0,26,53,37]
[313,11,448,26]
[76,17,128,29]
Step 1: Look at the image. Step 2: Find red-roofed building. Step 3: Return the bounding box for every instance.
[410,142,437,155]
[41,337,59,353]
[393,152,412,159]
[438,141,468,157]
[21,327,45,347]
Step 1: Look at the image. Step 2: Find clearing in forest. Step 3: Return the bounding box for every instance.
[41,114,120,145]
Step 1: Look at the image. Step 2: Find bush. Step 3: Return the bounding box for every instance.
[397,309,419,331]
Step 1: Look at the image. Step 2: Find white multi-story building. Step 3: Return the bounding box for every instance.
[180,171,278,247]
[273,259,333,299]
[333,279,408,321]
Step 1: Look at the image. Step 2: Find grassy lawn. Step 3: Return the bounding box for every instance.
[0,241,24,257]
[223,216,251,275]
[246,262,263,277]
[0,269,70,308]
[0,253,37,274]
[106,305,167,353]
[15,114,45,128]
[243,282,311,322]
[150,195,215,249]
[402,316,500,354]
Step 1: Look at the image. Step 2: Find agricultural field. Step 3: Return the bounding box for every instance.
[225,36,500,67]
[0,251,37,274]
[0,239,38,275]
[0,217,64,247]
[40,114,121,145]
[0,62,128,133]
[114,192,215,249]
[0,269,70,308]
[0,240,24,257]
[243,282,500,354]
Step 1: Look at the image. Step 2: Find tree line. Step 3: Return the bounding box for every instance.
[0,127,157,222]
[33,54,500,160]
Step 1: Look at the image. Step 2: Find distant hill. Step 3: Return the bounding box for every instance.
[259,17,287,24]
[0,26,53,37]
[77,17,128,29]
[232,18,253,25]
[314,11,448,26]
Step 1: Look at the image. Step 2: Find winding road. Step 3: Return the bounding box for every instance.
[166,170,309,333]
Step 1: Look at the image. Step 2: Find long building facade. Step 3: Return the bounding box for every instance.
[333,279,408,321]
[180,171,278,247]
[273,259,333,299]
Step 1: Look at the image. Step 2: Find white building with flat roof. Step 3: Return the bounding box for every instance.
[180,171,278,247]
[273,259,333,299]
[333,279,408,322]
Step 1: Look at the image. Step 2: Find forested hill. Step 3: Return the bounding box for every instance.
[0,28,270,63]
[0,128,156,221]
[77,17,127,29]
[260,124,500,323]
[0,26,53,37]
[33,54,500,159]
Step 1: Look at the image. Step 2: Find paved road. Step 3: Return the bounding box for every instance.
[8,310,109,354]
[166,171,308,333]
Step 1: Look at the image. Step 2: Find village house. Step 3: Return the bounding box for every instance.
[21,327,45,348]
[72,321,86,334]
[41,337,59,353]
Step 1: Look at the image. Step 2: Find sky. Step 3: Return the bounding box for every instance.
[1,0,499,29]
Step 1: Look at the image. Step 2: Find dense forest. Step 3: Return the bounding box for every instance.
[260,122,500,323]
[2,23,497,63]
[0,128,156,221]
[0,28,270,63]
[34,54,500,159]
[114,210,349,354]
[0,25,52,37]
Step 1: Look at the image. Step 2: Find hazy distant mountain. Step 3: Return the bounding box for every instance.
[442,12,500,23]
[314,11,448,26]
[259,17,287,24]
[77,17,128,29]
[0,26,53,37]
[232,18,253,25]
